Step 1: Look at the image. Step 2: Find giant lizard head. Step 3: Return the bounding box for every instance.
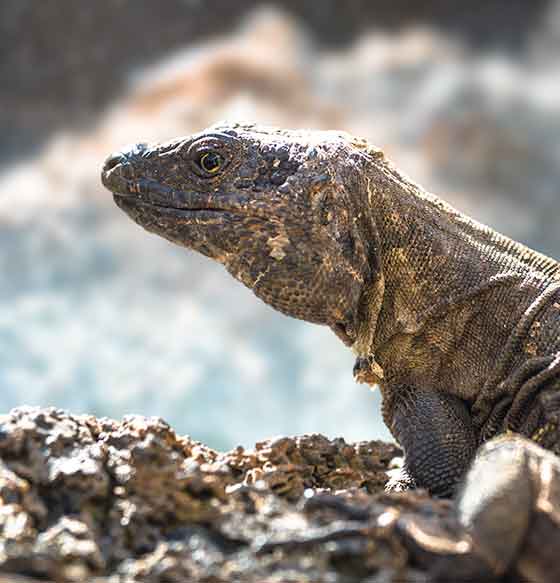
[101,123,381,345]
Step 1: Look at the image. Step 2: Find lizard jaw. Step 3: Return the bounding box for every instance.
[102,161,272,222]
[101,162,226,210]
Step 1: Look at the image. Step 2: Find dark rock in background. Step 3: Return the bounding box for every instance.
[0,0,551,164]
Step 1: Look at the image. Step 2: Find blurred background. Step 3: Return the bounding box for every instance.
[2,0,560,450]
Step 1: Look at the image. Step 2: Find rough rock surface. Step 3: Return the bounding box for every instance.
[0,407,409,582]
[0,406,473,582]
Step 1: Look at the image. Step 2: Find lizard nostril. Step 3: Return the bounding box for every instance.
[103,151,127,173]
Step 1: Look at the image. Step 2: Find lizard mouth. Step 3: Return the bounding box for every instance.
[113,191,231,216]
[101,157,273,224]
[102,167,240,218]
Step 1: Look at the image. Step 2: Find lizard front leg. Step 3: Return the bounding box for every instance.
[386,387,477,497]
[396,434,560,582]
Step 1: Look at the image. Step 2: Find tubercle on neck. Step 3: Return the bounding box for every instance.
[353,355,385,386]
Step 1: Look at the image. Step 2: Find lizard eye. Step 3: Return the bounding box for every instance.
[186,134,235,177]
[198,151,224,175]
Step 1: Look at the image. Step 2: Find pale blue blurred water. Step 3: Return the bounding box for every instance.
[0,192,388,450]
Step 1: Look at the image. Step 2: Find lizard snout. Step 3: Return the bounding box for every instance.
[102,142,149,173]
[101,143,150,192]
[101,150,131,192]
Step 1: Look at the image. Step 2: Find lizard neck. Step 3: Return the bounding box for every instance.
[354,156,557,400]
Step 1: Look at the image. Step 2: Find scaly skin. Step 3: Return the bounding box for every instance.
[102,123,560,580]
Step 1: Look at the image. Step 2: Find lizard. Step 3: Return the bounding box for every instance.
[101,122,560,581]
